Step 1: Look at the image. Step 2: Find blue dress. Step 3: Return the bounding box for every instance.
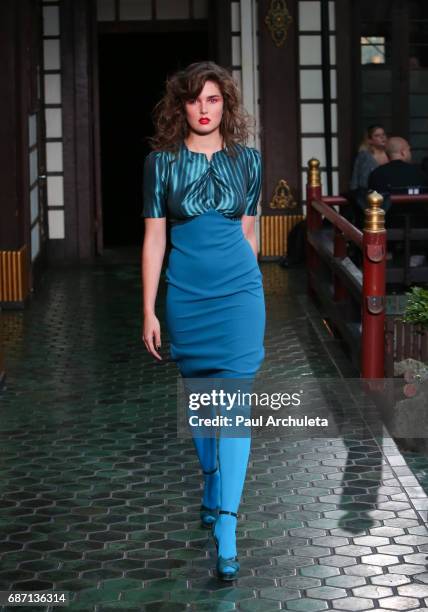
[143,142,265,380]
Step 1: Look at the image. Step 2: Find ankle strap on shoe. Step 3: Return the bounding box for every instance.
[202,467,218,475]
[219,510,238,518]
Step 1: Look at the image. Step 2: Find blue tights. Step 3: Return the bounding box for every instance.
[192,434,251,559]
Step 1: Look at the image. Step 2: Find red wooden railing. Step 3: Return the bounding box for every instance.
[306,159,386,378]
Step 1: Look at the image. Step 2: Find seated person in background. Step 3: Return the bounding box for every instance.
[368,137,428,195]
[368,137,428,266]
[350,125,389,191]
[348,125,389,228]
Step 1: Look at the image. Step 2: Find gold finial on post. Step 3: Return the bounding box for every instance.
[307,158,321,188]
[364,191,385,233]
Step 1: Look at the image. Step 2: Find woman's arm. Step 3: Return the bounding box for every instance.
[350,150,377,190]
[241,215,258,257]
[142,218,167,360]
[242,148,261,254]
[350,151,363,190]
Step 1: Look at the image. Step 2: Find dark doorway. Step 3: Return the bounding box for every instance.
[98,31,209,247]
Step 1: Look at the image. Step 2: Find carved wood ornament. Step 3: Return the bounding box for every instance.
[264,0,293,47]
[269,179,297,210]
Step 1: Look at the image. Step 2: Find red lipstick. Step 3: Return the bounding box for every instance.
[199,118,210,124]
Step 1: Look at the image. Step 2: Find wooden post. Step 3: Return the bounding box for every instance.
[306,158,322,296]
[361,191,386,378]
[333,226,347,301]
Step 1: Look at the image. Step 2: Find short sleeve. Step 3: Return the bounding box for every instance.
[142,151,169,218]
[244,148,262,216]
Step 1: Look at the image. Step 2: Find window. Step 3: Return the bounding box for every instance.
[361,36,386,65]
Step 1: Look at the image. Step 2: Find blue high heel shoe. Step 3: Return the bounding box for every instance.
[200,467,220,529]
[212,510,240,581]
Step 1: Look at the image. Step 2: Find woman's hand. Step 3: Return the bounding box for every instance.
[142,311,162,361]
[241,215,258,257]
[141,218,166,361]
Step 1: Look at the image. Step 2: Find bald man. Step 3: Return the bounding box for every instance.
[368,137,428,194]
[368,137,428,264]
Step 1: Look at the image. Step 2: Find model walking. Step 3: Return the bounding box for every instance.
[142,61,265,581]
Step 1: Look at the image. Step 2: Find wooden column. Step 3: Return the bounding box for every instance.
[335,0,355,193]
[0,0,34,305]
[0,0,26,252]
[61,0,98,260]
[391,0,409,139]
[258,0,300,213]
[258,0,301,259]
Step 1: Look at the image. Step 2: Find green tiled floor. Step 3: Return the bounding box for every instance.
[1,253,428,611]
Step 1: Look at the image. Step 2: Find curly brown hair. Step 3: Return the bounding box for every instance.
[147,61,254,157]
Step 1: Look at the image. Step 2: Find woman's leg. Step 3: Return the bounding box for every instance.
[213,375,253,559]
[184,378,220,516]
[215,435,251,558]
[192,436,220,511]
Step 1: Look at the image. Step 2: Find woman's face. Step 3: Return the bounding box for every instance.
[369,128,387,148]
[184,80,224,136]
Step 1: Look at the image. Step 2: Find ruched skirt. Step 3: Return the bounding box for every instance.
[165,209,265,379]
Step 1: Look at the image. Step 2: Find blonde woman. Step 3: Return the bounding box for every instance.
[350,124,388,190]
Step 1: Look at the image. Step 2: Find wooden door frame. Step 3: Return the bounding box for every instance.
[86,0,232,255]
[0,0,47,294]
[391,0,409,138]
[336,0,356,192]
[60,0,98,261]
[32,0,49,285]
